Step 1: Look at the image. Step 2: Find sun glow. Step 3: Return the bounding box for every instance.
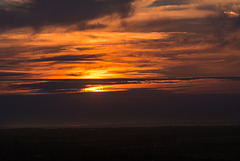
[81,85,105,93]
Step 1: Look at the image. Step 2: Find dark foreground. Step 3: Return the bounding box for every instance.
[0,126,240,161]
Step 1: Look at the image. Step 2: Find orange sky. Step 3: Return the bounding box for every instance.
[0,0,240,94]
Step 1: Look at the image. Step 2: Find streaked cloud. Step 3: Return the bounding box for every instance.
[0,71,29,77]
[0,77,240,95]
[32,54,105,63]
[149,0,192,7]
[0,0,134,31]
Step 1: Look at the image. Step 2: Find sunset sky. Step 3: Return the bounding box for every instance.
[0,0,240,127]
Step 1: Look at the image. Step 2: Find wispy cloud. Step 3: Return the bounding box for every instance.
[149,0,192,7]
[32,54,104,63]
[0,0,134,31]
[0,71,29,77]
[1,77,239,95]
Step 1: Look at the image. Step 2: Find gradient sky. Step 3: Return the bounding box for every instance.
[0,0,240,127]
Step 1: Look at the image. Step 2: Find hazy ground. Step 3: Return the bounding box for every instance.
[0,126,240,161]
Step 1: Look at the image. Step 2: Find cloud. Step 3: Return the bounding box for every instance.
[0,53,105,72]
[0,71,29,77]
[123,6,240,52]
[124,18,208,33]
[11,80,87,94]
[9,79,142,94]
[124,12,240,34]
[0,0,134,31]
[207,12,240,35]
[149,0,192,7]
[33,54,104,63]
[0,45,67,58]
[123,0,240,38]
[0,71,33,80]
[67,72,84,77]
[75,47,95,51]
[195,4,219,11]
[7,77,240,95]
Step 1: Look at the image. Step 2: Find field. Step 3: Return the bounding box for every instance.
[0,126,240,161]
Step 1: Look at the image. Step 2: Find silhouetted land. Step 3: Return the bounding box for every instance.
[0,126,240,161]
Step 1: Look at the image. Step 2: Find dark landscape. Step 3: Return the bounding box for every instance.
[0,126,240,161]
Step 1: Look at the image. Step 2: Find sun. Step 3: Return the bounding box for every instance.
[81,85,105,93]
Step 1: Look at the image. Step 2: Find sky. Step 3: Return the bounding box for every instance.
[0,0,240,127]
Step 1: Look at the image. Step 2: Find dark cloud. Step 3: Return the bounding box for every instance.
[124,34,219,51]
[124,1,240,36]
[209,77,240,81]
[124,11,240,50]
[67,72,84,77]
[149,0,191,7]
[33,54,104,62]
[75,47,95,51]
[0,45,67,58]
[161,6,189,11]
[11,81,87,94]
[195,3,237,12]
[0,45,71,70]
[75,23,106,31]
[195,4,219,11]
[6,77,240,95]
[0,71,34,80]
[9,79,142,94]
[160,65,205,77]
[207,12,240,36]
[160,60,240,78]
[0,53,105,72]
[0,71,29,77]
[0,0,134,31]
[124,18,211,33]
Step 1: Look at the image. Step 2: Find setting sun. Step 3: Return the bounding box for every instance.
[81,85,105,93]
